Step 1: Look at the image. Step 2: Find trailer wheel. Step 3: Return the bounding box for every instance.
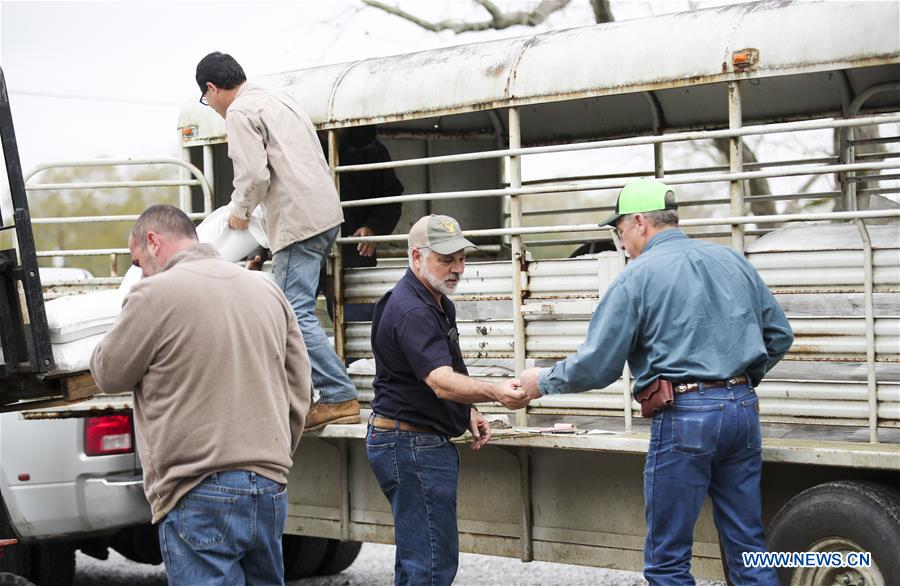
[315,539,362,576]
[0,573,34,586]
[767,481,900,586]
[282,535,329,581]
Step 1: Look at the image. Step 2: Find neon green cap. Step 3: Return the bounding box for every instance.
[601,179,678,227]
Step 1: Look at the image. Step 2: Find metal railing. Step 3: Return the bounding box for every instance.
[329,106,900,444]
[26,95,898,444]
[23,157,213,273]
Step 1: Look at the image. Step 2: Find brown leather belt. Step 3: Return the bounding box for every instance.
[370,415,438,434]
[674,375,749,394]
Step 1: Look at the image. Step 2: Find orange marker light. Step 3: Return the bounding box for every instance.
[733,48,760,71]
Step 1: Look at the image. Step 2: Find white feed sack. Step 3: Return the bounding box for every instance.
[51,333,105,374]
[47,206,269,374]
[44,264,142,347]
[45,289,126,344]
[195,203,268,262]
[45,289,125,374]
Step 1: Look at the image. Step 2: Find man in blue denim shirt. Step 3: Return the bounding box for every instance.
[368,215,528,586]
[520,180,793,585]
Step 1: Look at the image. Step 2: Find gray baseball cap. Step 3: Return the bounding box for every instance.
[408,214,477,255]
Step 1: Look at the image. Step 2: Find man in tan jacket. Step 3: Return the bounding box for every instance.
[196,51,360,431]
[90,204,311,585]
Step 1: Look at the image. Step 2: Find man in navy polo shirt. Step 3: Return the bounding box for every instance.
[367,214,529,586]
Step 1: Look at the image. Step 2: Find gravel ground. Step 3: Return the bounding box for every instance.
[74,544,726,585]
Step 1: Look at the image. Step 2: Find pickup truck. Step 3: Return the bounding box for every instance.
[0,269,156,585]
[0,65,360,583]
[0,66,100,585]
[0,66,162,585]
[2,390,361,584]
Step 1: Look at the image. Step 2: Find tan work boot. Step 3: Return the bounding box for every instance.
[305,399,361,431]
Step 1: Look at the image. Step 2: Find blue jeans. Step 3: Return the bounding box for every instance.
[158,470,288,586]
[643,384,778,585]
[366,424,460,586]
[273,226,357,404]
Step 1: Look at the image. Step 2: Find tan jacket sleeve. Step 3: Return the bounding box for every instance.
[89,290,159,394]
[226,110,271,221]
[284,305,312,455]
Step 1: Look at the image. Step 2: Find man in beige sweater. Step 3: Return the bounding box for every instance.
[90,205,311,585]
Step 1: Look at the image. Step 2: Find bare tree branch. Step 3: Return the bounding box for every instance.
[473,0,505,24]
[589,0,614,23]
[528,0,574,25]
[362,0,445,32]
[362,0,573,34]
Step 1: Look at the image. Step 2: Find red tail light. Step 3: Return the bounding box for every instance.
[84,415,133,456]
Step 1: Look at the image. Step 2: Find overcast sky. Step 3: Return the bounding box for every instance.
[0,0,707,174]
[0,1,448,171]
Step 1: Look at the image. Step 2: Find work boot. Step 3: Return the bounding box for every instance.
[305,399,361,431]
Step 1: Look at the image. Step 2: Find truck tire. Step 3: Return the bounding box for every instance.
[282,535,329,581]
[111,524,162,565]
[0,573,34,586]
[29,543,75,586]
[0,498,30,578]
[0,542,29,578]
[315,539,362,576]
[767,481,900,586]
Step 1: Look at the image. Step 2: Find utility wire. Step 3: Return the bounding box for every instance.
[9,90,184,107]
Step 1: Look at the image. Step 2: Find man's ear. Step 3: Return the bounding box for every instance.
[146,231,162,255]
[632,213,647,234]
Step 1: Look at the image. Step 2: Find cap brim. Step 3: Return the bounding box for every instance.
[600,212,623,228]
[429,236,478,255]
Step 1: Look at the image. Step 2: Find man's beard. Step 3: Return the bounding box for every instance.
[421,263,459,296]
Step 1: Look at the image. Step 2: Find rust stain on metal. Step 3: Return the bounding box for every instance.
[503,37,537,98]
[484,63,505,78]
[22,402,130,420]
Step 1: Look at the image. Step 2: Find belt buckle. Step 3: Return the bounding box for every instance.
[675,382,699,393]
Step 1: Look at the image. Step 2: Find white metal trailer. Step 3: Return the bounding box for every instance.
[23,2,900,584]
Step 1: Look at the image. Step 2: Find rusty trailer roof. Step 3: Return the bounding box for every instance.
[179,1,900,146]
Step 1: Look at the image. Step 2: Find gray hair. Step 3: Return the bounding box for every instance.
[131,204,198,244]
[623,209,679,228]
[408,246,430,269]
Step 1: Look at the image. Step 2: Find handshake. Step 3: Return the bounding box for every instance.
[492,367,545,410]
